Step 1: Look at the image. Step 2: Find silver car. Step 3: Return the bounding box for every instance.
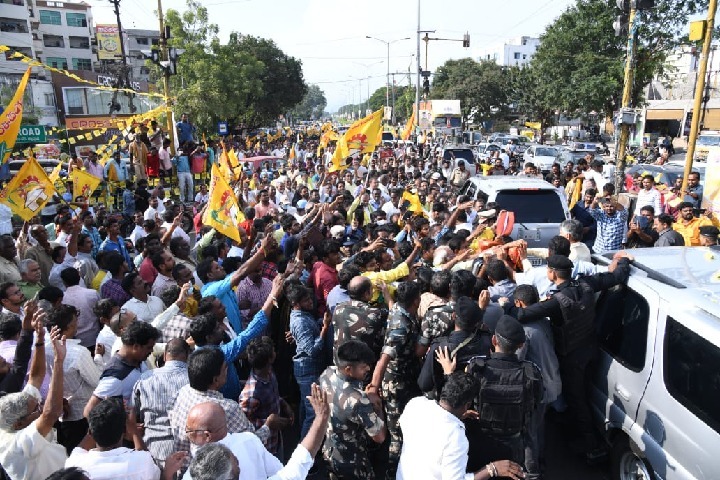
[591,246,720,480]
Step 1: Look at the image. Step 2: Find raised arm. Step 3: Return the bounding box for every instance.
[36,326,66,437]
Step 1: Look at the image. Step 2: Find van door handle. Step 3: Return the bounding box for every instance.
[615,384,631,402]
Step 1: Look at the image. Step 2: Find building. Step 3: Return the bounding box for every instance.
[477,36,540,67]
[0,0,35,75]
[30,0,95,72]
[125,28,159,83]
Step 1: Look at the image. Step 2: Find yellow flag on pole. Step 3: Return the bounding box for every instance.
[329,108,383,172]
[568,178,583,209]
[217,143,233,182]
[402,108,415,141]
[0,68,31,164]
[202,163,244,243]
[227,148,240,170]
[289,143,296,160]
[402,190,424,214]
[48,162,63,184]
[72,169,102,200]
[0,157,57,221]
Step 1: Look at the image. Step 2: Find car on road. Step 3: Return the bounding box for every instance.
[625,164,705,188]
[458,176,570,248]
[590,246,720,480]
[441,147,477,176]
[556,148,595,168]
[474,143,502,162]
[523,145,559,173]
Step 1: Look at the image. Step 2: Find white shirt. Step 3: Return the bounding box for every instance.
[66,446,160,480]
[0,384,68,480]
[162,221,190,243]
[95,325,117,367]
[45,338,102,421]
[122,296,166,324]
[182,433,282,480]
[144,206,160,222]
[584,169,607,192]
[569,242,592,263]
[635,187,662,216]
[0,203,13,235]
[129,225,147,247]
[382,201,400,218]
[397,396,474,480]
[194,192,209,204]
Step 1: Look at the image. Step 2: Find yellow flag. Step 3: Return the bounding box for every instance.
[402,109,415,141]
[227,148,240,169]
[72,169,102,200]
[525,121,542,130]
[289,143,296,160]
[0,157,57,221]
[0,68,31,164]
[48,162,63,184]
[402,190,424,214]
[330,108,383,173]
[202,163,244,243]
[217,144,233,182]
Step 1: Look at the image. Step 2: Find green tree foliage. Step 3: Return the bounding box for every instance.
[163,0,307,131]
[431,58,510,123]
[525,0,712,120]
[292,84,327,120]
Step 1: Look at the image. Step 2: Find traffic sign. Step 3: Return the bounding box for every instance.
[16,125,46,143]
[217,121,228,136]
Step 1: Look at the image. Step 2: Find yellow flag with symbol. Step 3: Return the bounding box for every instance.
[202,163,244,243]
[48,162,63,184]
[330,108,383,172]
[72,169,102,200]
[0,68,31,164]
[0,157,57,221]
[402,108,415,141]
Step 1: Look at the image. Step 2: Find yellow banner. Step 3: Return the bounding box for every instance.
[402,109,415,141]
[202,164,244,243]
[48,162,62,184]
[0,157,57,221]
[330,108,383,173]
[525,121,542,130]
[72,169,102,200]
[0,68,31,164]
[96,24,123,61]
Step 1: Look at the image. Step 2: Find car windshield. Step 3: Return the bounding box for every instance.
[697,135,720,146]
[535,147,557,157]
[495,190,565,223]
[434,117,462,128]
[443,149,474,162]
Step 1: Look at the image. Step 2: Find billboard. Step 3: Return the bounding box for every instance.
[96,24,122,61]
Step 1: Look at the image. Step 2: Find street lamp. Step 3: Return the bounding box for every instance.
[366,35,411,117]
[353,60,383,114]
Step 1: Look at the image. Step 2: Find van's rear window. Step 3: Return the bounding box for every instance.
[495,190,565,223]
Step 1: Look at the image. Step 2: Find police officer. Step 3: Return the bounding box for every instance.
[319,340,387,480]
[368,281,423,479]
[506,252,632,464]
[418,294,492,399]
[465,315,543,472]
[699,225,719,246]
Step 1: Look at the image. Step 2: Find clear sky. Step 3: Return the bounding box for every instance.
[87,0,576,111]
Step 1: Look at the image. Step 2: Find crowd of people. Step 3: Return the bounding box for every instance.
[0,118,714,480]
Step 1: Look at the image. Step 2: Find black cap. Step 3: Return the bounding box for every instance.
[495,315,526,345]
[699,226,720,238]
[455,296,483,327]
[547,255,574,271]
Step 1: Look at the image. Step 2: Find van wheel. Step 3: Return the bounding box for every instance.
[611,436,655,480]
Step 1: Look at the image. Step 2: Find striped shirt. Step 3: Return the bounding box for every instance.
[45,339,102,421]
[590,208,628,253]
[168,384,270,456]
[236,276,272,330]
[132,360,189,463]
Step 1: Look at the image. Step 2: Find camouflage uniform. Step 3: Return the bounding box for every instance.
[419,300,455,347]
[332,299,388,361]
[381,305,422,479]
[319,366,385,479]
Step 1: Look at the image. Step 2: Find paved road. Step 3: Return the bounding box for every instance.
[544,414,610,480]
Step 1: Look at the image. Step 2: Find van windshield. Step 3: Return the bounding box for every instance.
[495,190,565,223]
[697,135,720,146]
[443,149,474,163]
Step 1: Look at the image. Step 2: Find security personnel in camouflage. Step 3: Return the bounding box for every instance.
[368,281,423,480]
[332,276,389,362]
[419,270,477,349]
[465,315,543,472]
[320,340,387,480]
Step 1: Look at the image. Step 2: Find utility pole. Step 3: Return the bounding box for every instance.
[614,4,638,194]
[157,0,176,155]
[415,0,421,140]
[108,0,135,115]
[682,0,718,192]
[366,35,410,121]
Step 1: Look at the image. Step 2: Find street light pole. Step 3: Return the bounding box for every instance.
[366,35,410,116]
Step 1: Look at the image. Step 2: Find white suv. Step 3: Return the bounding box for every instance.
[590,246,720,480]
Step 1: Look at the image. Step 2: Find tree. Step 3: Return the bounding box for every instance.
[431,58,510,123]
[292,84,326,120]
[162,0,307,131]
[527,0,713,119]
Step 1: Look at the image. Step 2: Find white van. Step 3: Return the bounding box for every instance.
[458,176,570,248]
[591,246,720,480]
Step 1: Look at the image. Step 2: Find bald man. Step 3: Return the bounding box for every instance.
[331,275,389,361]
[182,402,283,479]
[185,384,330,480]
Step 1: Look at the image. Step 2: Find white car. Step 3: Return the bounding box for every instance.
[522,145,559,173]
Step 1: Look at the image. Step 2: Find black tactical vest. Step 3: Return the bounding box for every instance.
[466,355,538,437]
[552,280,596,356]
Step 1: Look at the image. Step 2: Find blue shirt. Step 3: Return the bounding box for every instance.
[82,225,102,259]
[172,155,191,173]
[176,121,195,144]
[289,309,324,362]
[122,189,135,216]
[99,236,133,271]
[684,183,703,209]
[589,208,628,253]
[201,275,243,333]
[197,310,269,400]
[104,159,128,182]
